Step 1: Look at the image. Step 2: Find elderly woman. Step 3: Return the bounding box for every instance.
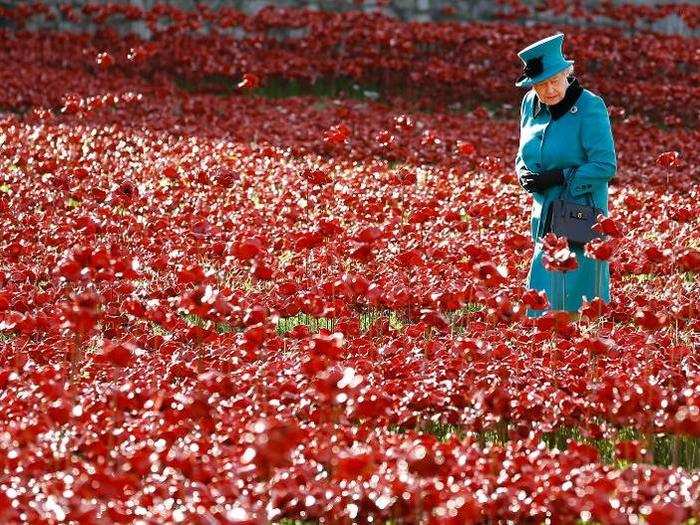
[514,33,617,320]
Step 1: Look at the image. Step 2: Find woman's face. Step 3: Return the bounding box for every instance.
[533,70,569,105]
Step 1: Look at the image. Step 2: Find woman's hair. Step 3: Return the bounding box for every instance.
[533,65,575,90]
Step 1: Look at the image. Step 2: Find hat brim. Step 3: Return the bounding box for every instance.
[515,60,574,88]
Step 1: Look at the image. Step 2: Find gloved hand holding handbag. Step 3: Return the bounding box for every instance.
[518,168,565,193]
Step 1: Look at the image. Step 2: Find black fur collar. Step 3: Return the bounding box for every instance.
[533,77,583,120]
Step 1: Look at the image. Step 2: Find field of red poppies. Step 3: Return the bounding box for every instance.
[0,2,699,524]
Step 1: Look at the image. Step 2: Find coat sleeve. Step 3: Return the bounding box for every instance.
[514,93,534,192]
[563,95,617,198]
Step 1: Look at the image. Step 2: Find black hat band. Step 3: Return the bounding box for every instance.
[516,55,544,84]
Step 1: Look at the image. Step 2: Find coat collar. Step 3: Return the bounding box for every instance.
[533,76,583,120]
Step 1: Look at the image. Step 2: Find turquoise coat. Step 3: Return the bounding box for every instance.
[515,81,617,317]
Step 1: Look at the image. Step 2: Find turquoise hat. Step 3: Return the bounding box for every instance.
[515,33,575,88]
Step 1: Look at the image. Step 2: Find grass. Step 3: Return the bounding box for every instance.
[388,419,467,442]
[174,74,384,103]
[150,322,168,336]
[0,331,17,342]
[178,304,487,338]
[621,272,656,283]
[255,75,382,102]
[682,271,697,283]
[621,271,697,284]
[167,62,700,130]
[175,309,700,467]
[65,197,81,209]
[272,419,700,524]
[85,304,700,470]
[277,313,335,334]
[391,417,700,471]
[173,72,512,117]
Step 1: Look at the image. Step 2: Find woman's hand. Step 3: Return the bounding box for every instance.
[536,169,565,190]
[519,168,565,192]
[518,169,540,192]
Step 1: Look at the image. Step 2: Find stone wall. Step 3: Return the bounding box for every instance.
[8,0,699,37]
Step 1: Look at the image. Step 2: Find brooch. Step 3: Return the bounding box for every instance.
[570,106,578,114]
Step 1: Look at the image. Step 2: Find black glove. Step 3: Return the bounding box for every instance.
[517,169,539,193]
[518,168,565,193]
[536,169,565,191]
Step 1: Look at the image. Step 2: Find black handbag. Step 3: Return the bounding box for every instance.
[541,181,606,247]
